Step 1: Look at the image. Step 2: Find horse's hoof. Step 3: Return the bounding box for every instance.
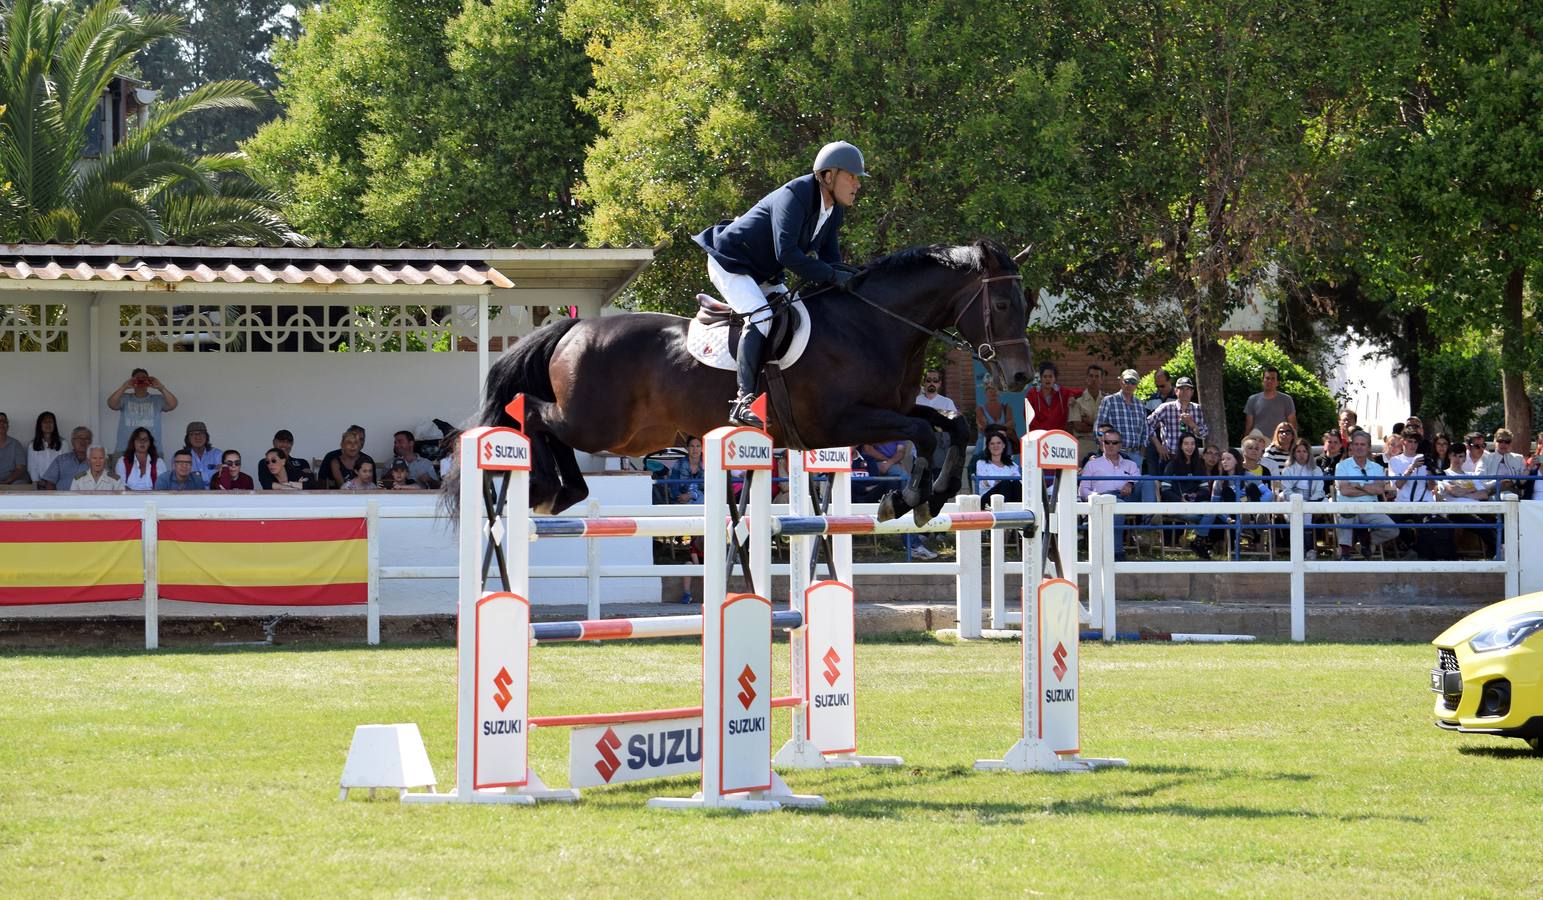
[877,494,897,522]
[912,502,932,527]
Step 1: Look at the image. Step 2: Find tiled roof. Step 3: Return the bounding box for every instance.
[0,258,514,288]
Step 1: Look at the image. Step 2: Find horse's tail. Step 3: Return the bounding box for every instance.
[441,317,581,522]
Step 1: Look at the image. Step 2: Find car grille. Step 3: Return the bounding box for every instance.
[1438,649,1460,672]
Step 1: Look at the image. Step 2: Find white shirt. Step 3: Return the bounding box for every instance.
[115,455,164,491]
[914,392,959,415]
[975,459,1021,494]
[28,445,63,483]
[72,469,124,492]
[814,199,834,243]
[1388,452,1430,502]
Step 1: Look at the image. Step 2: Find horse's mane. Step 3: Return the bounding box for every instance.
[863,239,1016,275]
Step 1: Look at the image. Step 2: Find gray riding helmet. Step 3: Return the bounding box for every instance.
[811,141,868,177]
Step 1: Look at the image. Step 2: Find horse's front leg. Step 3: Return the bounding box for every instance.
[819,404,938,524]
[926,411,975,512]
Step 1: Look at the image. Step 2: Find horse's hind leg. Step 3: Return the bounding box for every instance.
[522,397,591,515]
[545,434,590,514]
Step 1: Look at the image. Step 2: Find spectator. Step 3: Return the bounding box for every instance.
[1384,432,1429,559]
[860,440,909,482]
[27,411,62,484]
[1488,428,1526,497]
[1279,438,1327,558]
[107,367,177,451]
[342,460,378,490]
[1436,443,1499,558]
[71,445,124,492]
[393,430,441,489]
[0,411,27,484]
[1146,376,1209,463]
[1241,366,1298,439]
[1078,427,1141,561]
[115,427,163,491]
[1430,433,1453,473]
[40,427,93,490]
[180,422,222,481]
[915,368,958,415]
[1239,436,1273,491]
[261,448,309,491]
[976,432,1022,504]
[1201,444,1222,494]
[1526,432,1543,500]
[1067,364,1107,462]
[669,436,706,602]
[1025,361,1074,432]
[260,430,313,489]
[1315,430,1346,475]
[322,428,373,489]
[383,460,423,490]
[1144,367,1175,414]
[1333,430,1399,559]
[1262,422,1295,474]
[1160,432,1206,503]
[1402,416,1432,462]
[209,450,255,491]
[1457,431,1495,481]
[1336,409,1358,447]
[1095,369,1155,502]
[1194,448,1245,559]
[154,451,207,491]
[976,384,1020,451]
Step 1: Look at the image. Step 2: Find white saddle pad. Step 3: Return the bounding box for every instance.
[684,295,813,372]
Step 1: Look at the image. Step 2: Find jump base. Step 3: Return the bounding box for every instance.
[401,771,579,804]
[774,737,904,769]
[975,740,1129,774]
[648,773,825,812]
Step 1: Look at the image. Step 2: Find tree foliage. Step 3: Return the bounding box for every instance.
[0,0,293,243]
[244,0,593,246]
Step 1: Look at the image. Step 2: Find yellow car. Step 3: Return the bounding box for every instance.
[1432,592,1543,753]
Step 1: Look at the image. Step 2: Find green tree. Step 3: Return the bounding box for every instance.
[0,0,292,242]
[1139,336,1337,446]
[245,0,593,245]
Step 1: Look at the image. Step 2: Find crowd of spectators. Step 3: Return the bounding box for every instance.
[4,367,447,493]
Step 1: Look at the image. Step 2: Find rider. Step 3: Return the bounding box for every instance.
[693,141,866,428]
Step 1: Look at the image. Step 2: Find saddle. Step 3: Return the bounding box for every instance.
[685,292,814,449]
[693,293,804,363]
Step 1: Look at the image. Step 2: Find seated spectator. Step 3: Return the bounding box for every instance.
[0,411,27,484]
[180,422,222,481]
[1334,430,1399,559]
[41,427,93,490]
[115,427,164,491]
[1193,448,1244,558]
[1239,436,1275,492]
[260,430,313,489]
[1078,427,1141,561]
[1430,433,1452,472]
[1278,438,1327,558]
[154,451,208,491]
[1160,433,1207,503]
[393,430,441,489]
[383,460,423,490]
[669,436,706,504]
[859,440,909,482]
[71,446,124,492]
[342,460,378,490]
[27,411,62,485]
[976,432,1022,504]
[262,448,309,491]
[209,450,255,490]
[1315,430,1345,475]
[1262,422,1295,473]
[1526,432,1543,500]
[1489,428,1526,497]
[321,428,374,489]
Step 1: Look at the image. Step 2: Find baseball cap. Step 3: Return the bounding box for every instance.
[1175,376,1195,389]
[1120,368,1139,383]
[186,421,208,434]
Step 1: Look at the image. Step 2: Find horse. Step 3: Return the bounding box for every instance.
[458,238,1034,524]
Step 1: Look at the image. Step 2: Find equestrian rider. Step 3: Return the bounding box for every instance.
[693,141,866,428]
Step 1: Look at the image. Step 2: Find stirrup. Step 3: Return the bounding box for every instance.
[728,394,764,429]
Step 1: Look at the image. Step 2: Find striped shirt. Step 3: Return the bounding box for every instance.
[1095,391,1151,450]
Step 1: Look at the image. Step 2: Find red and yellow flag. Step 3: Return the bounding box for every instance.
[0,520,144,605]
[157,518,368,606]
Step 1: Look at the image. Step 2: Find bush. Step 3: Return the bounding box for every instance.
[1138,337,1336,446]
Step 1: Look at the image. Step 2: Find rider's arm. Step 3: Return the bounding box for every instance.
[769,185,836,284]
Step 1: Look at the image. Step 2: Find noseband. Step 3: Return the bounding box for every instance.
[952,272,1027,364]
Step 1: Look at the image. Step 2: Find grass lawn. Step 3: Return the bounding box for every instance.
[2,638,1539,897]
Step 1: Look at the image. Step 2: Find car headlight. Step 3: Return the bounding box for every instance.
[1469,613,1543,653]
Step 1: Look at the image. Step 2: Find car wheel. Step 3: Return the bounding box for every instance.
[1529,736,1542,756]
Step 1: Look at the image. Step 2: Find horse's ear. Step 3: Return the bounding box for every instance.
[1012,245,1033,264]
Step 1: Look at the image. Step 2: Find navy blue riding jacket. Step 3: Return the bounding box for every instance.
[693,174,844,286]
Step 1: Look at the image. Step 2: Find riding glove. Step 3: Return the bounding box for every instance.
[829,268,855,290]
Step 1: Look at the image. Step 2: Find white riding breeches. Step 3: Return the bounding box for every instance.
[707,255,787,334]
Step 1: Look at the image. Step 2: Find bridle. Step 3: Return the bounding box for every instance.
[824,268,1027,375]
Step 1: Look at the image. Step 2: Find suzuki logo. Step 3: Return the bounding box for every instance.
[594,727,622,783]
[482,443,493,462]
[726,439,737,461]
[492,666,514,711]
[736,664,757,709]
[822,647,841,687]
[1051,642,1068,681]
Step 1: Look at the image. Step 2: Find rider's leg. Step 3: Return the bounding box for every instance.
[731,325,768,426]
[707,256,781,427]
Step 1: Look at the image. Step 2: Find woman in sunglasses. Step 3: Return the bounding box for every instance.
[209,450,254,490]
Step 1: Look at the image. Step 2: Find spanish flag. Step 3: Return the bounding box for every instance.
[0,520,144,605]
[157,518,368,606]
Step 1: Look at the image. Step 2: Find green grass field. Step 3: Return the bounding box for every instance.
[2,638,1539,897]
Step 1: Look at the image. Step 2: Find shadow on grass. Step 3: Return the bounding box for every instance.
[1456,744,1543,760]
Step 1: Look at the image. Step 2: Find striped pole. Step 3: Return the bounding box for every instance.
[527,509,1036,539]
[530,610,804,643]
[531,695,802,728]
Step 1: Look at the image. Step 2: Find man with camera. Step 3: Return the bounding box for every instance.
[107,368,178,452]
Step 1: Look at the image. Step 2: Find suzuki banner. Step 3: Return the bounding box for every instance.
[1035,579,1080,755]
[803,580,857,754]
[474,592,529,789]
[568,718,704,788]
[717,593,772,794]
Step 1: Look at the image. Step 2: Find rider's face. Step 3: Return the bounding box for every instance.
[824,169,861,207]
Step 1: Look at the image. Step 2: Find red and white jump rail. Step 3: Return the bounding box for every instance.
[526,509,1035,539]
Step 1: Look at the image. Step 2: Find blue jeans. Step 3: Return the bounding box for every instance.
[1124,450,1158,503]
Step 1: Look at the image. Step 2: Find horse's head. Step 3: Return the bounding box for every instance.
[950,240,1033,393]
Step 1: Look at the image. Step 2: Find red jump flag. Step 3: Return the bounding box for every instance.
[750,393,769,430]
[504,393,526,432]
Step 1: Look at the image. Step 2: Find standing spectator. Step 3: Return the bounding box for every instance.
[342,460,377,490]
[261,448,309,491]
[1078,427,1141,560]
[1336,409,1359,447]
[1067,364,1107,462]
[1025,361,1075,432]
[1146,376,1209,461]
[914,369,958,415]
[1144,367,1175,414]
[260,430,313,489]
[180,422,222,481]
[669,436,706,603]
[975,432,1022,503]
[27,411,62,484]
[1241,367,1298,439]
[393,430,441,488]
[0,411,27,484]
[107,367,178,451]
[154,451,207,491]
[115,427,163,491]
[71,446,124,492]
[209,450,255,490]
[1095,369,1155,502]
[1262,422,1295,474]
[976,384,1020,451]
[40,427,93,490]
[1488,428,1526,497]
[1315,430,1346,475]
[322,428,373,489]
[1334,430,1399,559]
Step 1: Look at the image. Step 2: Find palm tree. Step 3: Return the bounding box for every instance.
[0,0,298,243]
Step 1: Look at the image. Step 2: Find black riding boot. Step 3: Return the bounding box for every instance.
[728,324,767,428]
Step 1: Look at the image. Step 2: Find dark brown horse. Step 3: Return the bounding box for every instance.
[463,239,1034,523]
